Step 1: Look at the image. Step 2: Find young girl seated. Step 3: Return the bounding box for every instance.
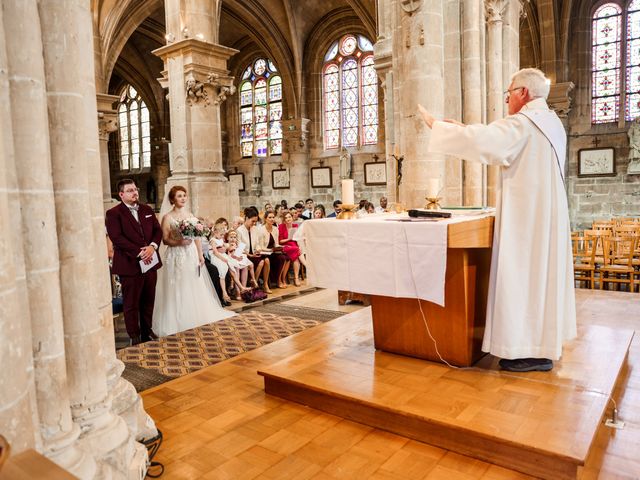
[225,229,259,290]
[209,226,248,302]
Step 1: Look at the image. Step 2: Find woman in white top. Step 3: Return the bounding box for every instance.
[236,206,271,293]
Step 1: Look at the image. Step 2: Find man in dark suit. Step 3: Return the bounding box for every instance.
[106,179,163,345]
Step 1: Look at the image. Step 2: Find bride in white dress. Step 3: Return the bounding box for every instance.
[153,185,234,337]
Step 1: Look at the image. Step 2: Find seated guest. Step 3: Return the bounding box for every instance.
[313,205,326,219]
[226,229,258,288]
[201,231,228,305]
[214,217,229,233]
[274,204,284,225]
[294,202,305,221]
[375,196,389,213]
[301,198,314,219]
[280,199,288,210]
[290,206,300,222]
[208,226,246,305]
[327,199,342,218]
[357,199,369,218]
[278,211,307,286]
[366,202,376,214]
[237,206,271,293]
[261,210,288,288]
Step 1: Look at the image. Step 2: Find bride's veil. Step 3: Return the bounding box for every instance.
[157,190,172,257]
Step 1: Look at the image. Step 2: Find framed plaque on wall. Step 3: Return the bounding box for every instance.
[271,168,290,189]
[227,173,245,192]
[311,167,332,188]
[364,161,387,186]
[578,148,616,177]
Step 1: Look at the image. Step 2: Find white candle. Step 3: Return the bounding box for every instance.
[428,178,440,198]
[341,179,355,205]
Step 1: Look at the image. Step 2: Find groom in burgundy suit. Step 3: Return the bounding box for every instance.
[106,179,163,345]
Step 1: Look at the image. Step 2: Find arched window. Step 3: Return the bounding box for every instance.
[323,34,378,149]
[239,58,282,158]
[118,85,151,170]
[592,3,622,123]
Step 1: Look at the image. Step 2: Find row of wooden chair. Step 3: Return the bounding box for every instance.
[572,228,640,291]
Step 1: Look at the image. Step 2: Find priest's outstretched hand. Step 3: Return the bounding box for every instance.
[418,104,466,129]
[417,104,435,129]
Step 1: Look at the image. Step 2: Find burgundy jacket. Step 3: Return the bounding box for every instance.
[106,202,163,276]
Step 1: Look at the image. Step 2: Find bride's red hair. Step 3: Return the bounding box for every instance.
[168,185,187,205]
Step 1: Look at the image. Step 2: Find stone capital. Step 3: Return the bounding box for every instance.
[373,38,393,78]
[484,0,507,24]
[96,93,119,141]
[283,118,311,154]
[547,81,575,119]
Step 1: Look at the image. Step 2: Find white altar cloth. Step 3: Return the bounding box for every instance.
[299,212,493,306]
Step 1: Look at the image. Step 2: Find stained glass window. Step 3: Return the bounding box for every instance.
[592,4,621,123]
[118,85,151,170]
[323,35,378,149]
[627,1,640,119]
[239,58,282,157]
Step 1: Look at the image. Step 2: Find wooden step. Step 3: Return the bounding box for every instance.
[259,315,633,480]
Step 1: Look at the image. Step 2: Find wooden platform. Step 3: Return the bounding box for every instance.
[259,313,634,480]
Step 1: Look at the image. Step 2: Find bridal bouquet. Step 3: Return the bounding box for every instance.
[178,218,210,239]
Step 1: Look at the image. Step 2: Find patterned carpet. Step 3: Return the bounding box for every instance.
[117,303,345,391]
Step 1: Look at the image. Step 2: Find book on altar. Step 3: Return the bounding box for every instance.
[234,242,246,257]
[139,251,159,273]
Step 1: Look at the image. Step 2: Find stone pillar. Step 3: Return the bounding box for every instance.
[154,0,239,221]
[462,0,485,205]
[374,0,396,202]
[0,2,40,455]
[37,0,134,476]
[283,118,311,202]
[396,0,446,208]
[97,94,120,209]
[485,0,507,206]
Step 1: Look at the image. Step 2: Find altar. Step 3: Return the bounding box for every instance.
[302,213,494,367]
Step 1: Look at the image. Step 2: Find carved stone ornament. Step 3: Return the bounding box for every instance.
[98,112,118,141]
[484,0,507,24]
[185,71,236,107]
[401,0,423,15]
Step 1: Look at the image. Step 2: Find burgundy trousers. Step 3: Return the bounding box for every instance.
[119,271,157,339]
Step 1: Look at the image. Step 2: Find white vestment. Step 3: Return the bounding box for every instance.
[429,98,576,360]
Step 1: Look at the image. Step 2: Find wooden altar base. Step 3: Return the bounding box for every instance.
[259,313,634,480]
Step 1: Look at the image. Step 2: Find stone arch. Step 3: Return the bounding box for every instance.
[99,0,164,87]
[223,1,297,116]
[302,7,376,150]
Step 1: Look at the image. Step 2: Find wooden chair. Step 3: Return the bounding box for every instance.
[583,229,611,270]
[572,235,597,289]
[591,221,615,235]
[600,235,637,292]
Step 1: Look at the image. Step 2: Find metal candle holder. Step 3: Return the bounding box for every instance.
[425,197,442,210]
[337,204,357,220]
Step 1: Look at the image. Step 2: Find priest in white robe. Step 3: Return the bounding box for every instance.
[418,68,576,372]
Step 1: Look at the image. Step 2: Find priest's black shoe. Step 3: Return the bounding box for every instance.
[498,358,553,372]
[130,335,142,346]
[148,330,158,341]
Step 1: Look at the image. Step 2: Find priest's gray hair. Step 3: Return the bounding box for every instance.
[511,68,550,99]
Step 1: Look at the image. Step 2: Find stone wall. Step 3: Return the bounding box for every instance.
[565,3,640,229]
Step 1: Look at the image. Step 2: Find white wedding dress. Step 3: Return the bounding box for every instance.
[153,219,234,337]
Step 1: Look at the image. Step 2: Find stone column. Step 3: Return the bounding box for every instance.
[2,1,96,476]
[0,2,40,455]
[97,94,120,209]
[462,0,485,205]
[485,0,507,206]
[374,0,396,202]
[396,0,446,208]
[283,118,311,202]
[37,0,134,476]
[154,0,239,221]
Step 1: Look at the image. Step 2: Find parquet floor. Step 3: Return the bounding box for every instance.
[141,289,640,479]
